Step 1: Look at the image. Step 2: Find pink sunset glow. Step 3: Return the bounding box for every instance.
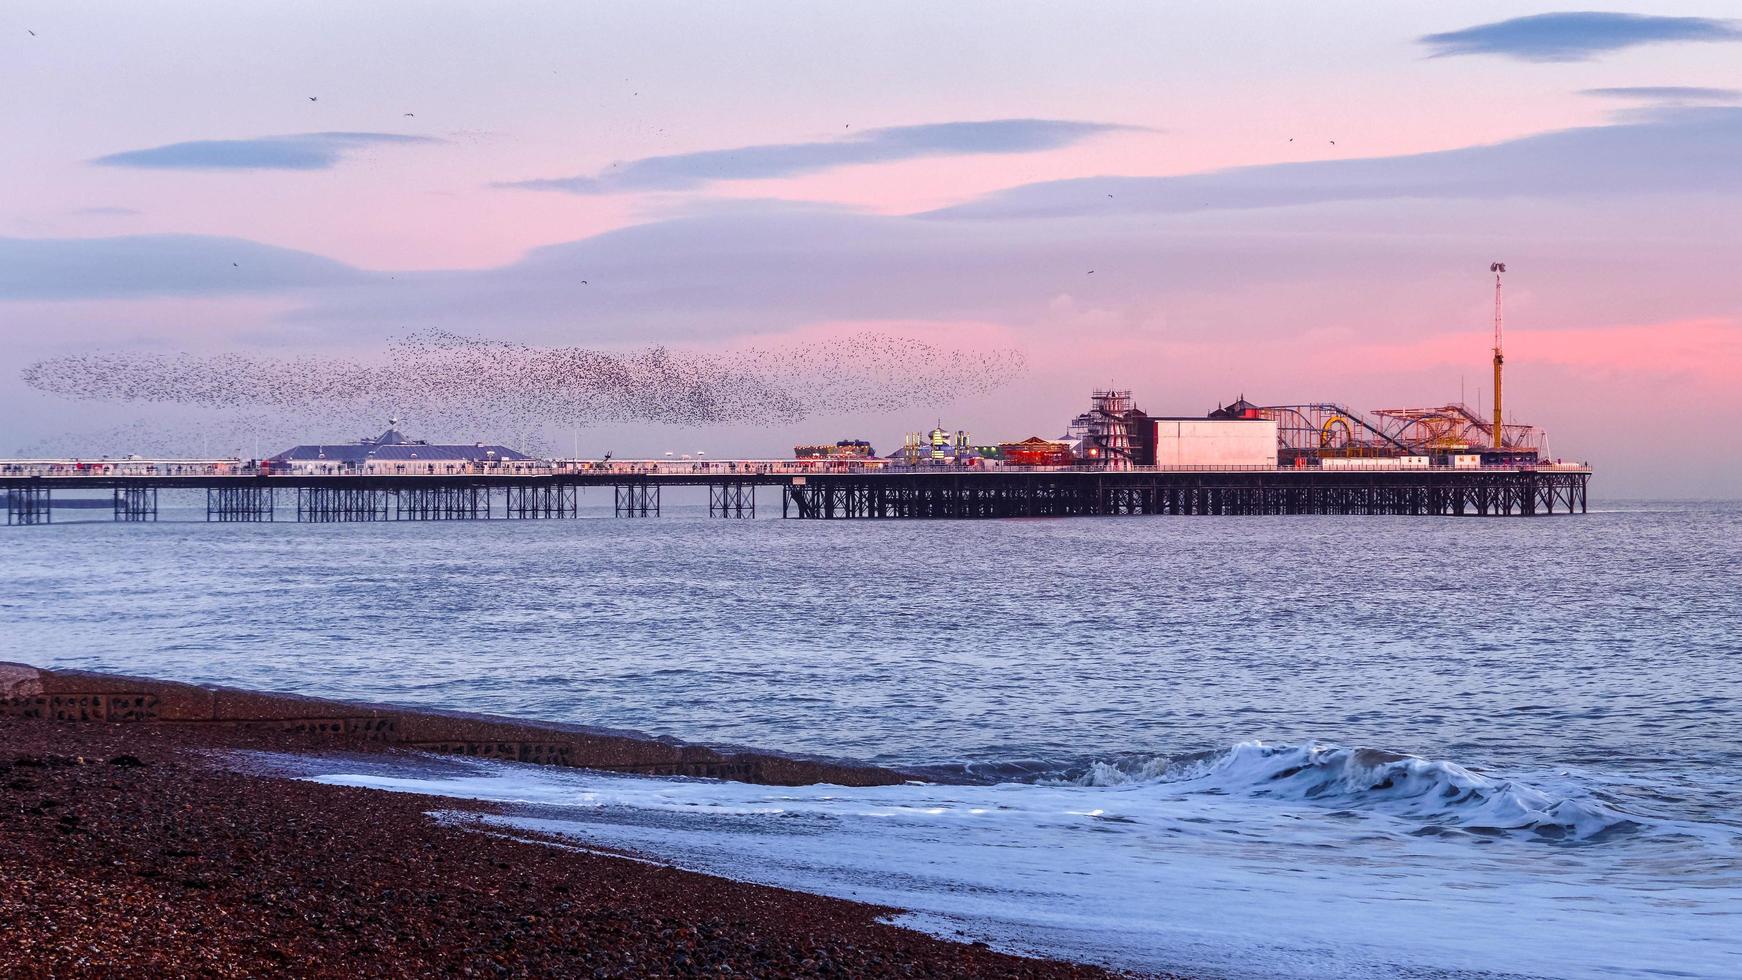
[3,2,1741,495]
[1341,319,1742,386]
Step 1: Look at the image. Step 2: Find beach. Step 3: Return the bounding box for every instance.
[0,667,1131,979]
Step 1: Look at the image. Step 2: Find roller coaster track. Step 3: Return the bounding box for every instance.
[1261,403,1415,454]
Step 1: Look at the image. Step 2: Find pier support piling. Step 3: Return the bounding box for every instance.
[395,485,490,520]
[296,487,390,523]
[504,484,579,519]
[615,483,659,517]
[207,486,275,522]
[779,470,1589,520]
[113,484,157,522]
[5,484,50,525]
[708,483,754,518]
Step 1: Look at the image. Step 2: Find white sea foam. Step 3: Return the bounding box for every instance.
[1062,741,1633,840]
[302,742,1742,980]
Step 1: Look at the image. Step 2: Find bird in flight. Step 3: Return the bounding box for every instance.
[308,96,318,102]
[404,112,414,117]
[28,29,37,36]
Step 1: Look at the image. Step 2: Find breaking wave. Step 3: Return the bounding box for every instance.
[296,743,1741,978]
[1057,741,1637,840]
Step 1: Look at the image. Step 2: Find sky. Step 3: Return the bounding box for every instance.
[3,2,1741,497]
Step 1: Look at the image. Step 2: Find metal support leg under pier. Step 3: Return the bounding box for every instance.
[113,484,157,522]
[615,483,659,517]
[504,484,580,518]
[6,483,50,525]
[708,483,754,518]
[207,486,275,522]
[296,487,390,522]
[395,486,491,520]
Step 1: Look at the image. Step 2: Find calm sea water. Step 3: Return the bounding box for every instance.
[5,496,1740,978]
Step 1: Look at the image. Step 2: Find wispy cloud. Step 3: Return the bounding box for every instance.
[927,106,1742,219]
[68,206,142,217]
[24,108,1741,326]
[92,132,439,171]
[1419,12,1741,62]
[498,119,1139,194]
[1581,86,1740,103]
[0,235,367,299]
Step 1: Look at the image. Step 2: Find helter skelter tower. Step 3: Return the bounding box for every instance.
[1489,261,1506,450]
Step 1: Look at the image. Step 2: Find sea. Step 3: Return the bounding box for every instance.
[3,493,1739,979]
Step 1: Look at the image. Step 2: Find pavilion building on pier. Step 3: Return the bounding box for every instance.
[265,421,534,475]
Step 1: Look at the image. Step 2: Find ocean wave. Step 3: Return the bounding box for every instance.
[1058,741,1636,840]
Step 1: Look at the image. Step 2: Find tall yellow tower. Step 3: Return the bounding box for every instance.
[1490,262,1506,450]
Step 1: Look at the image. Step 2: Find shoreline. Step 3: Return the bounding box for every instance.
[1,665,1147,978]
[0,662,909,788]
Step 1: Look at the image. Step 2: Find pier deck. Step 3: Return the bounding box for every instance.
[2,462,1590,523]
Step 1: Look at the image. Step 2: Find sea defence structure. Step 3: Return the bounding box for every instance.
[1,457,1589,524]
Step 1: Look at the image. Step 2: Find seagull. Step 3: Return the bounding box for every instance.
[308,96,318,102]
[403,112,414,117]
[1106,193,1114,198]
[581,280,589,285]
[232,262,239,267]
[1329,140,1336,145]
[1087,270,1095,275]
[28,29,37,36]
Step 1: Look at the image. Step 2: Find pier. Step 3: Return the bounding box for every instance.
[2,459,1589,524]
